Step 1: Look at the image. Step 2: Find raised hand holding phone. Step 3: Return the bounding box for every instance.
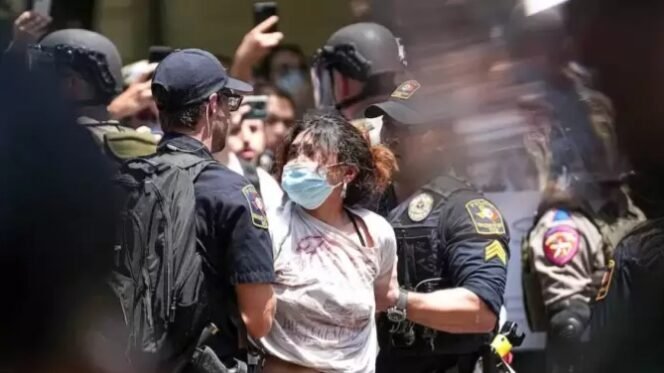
[11,10,52,48]
[230,13,284,83]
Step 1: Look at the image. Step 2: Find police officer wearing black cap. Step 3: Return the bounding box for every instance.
[29,29,156,160]
[312,22,404,142]
[151,49,276,369]
[366,80,510,373]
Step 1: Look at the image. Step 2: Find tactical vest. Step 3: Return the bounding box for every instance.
[521,190,645,332]
[78,117,158,162]
[379,175,491,355]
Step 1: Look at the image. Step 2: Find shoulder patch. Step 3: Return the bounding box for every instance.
[408,193,434,222]
[485,240,507,265]
[595,259,615,301]
[465,199,506,235]
[552,209,572,222]
[242,185,268,229]
[543,225,580,266]
[391,80,421,100]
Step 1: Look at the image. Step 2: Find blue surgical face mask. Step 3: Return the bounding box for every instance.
[281,161,340,210]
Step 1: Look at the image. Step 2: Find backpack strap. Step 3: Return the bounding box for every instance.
[156,151,214,180]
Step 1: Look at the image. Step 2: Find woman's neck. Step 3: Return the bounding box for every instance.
[306,198,347,228]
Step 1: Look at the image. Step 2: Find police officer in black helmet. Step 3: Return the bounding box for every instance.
[312,22,404,141]
[29,29,156,160]
[367,81,510,373]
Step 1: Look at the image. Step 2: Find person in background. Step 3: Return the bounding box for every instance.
[230,16,283,83]
[152,48,276,369]
[257,44,313,115]
[312,22,404,144]
[29,29,157,161]
[110,59,160,135]
[260,112,398,373]
[4,10,51,53]
[0,54,128,373]
[255,84,297,173]
[566,1,664,372]
[511,6,647,373]
[257,44,308,85]
[227,102,268,165]
[214,104,284,217]
[367,81,509,373]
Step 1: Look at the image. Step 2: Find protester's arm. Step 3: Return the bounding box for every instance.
[374,218,399,312]
[6,11,52,54]
[236,283,276,338]
[230,16,283,83]
[108,65,156,121]
[406,196,509,334]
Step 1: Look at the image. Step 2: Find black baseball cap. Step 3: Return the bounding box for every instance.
[152,48,252,110]
[365,79,456,126]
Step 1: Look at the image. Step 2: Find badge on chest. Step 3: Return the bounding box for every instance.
[408,193,434,222]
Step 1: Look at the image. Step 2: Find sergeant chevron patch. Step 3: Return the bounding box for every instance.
[485,240,507,265]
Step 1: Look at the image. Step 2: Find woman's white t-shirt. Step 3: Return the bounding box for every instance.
[260,201,397,373]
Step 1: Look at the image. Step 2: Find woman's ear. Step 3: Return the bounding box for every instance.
[344,165,359,184]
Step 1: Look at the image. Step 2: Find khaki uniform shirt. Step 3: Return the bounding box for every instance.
[528,209,605,307]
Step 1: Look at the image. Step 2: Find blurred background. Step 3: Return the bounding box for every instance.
[0,0,353,62]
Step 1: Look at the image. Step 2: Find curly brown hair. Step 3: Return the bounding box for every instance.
[275,111,397,206]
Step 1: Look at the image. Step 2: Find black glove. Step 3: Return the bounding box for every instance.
[549,299,591,341]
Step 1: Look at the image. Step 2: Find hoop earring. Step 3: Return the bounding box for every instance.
[341,182,348,199]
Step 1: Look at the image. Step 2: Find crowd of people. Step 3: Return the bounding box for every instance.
[2,1,664,373]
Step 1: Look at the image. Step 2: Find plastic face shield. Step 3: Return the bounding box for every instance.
[311,61,336,109]
[311,44,371,109]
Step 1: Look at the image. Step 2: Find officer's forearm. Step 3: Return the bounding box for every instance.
[406,288,497,333]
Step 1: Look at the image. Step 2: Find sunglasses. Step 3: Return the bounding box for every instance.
[219,89,243,111]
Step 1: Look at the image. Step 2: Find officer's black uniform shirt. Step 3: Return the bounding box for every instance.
[589,217,664,373]
[376,178,509,373]
[160,133,275,359]
[384,184,509,315]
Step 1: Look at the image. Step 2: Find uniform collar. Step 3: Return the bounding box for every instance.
[158,132,213,160]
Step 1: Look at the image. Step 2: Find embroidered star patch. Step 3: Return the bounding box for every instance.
[242,185,268,229]
[465,199,506,235]
[485,240,507,265]
[543,225,580,266]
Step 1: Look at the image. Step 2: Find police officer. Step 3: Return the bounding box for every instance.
[513,5,646,372]
[30,29,156,160]
[151,49,276,369]
[312,22,404,142]
[522,175,645,372]
[366,80,510,373]
[568,0,664,372]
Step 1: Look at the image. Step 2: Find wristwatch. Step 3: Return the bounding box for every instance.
[387,289,409,323]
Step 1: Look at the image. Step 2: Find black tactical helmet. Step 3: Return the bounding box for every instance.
[37,29,123,101]
[315,22,404,81]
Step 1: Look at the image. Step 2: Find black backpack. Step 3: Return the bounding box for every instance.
[109,150,214,371]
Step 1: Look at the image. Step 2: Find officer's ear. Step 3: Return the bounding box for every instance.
[207,93,220,116]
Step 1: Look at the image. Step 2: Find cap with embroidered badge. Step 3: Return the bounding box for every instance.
[365,79,458,126]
